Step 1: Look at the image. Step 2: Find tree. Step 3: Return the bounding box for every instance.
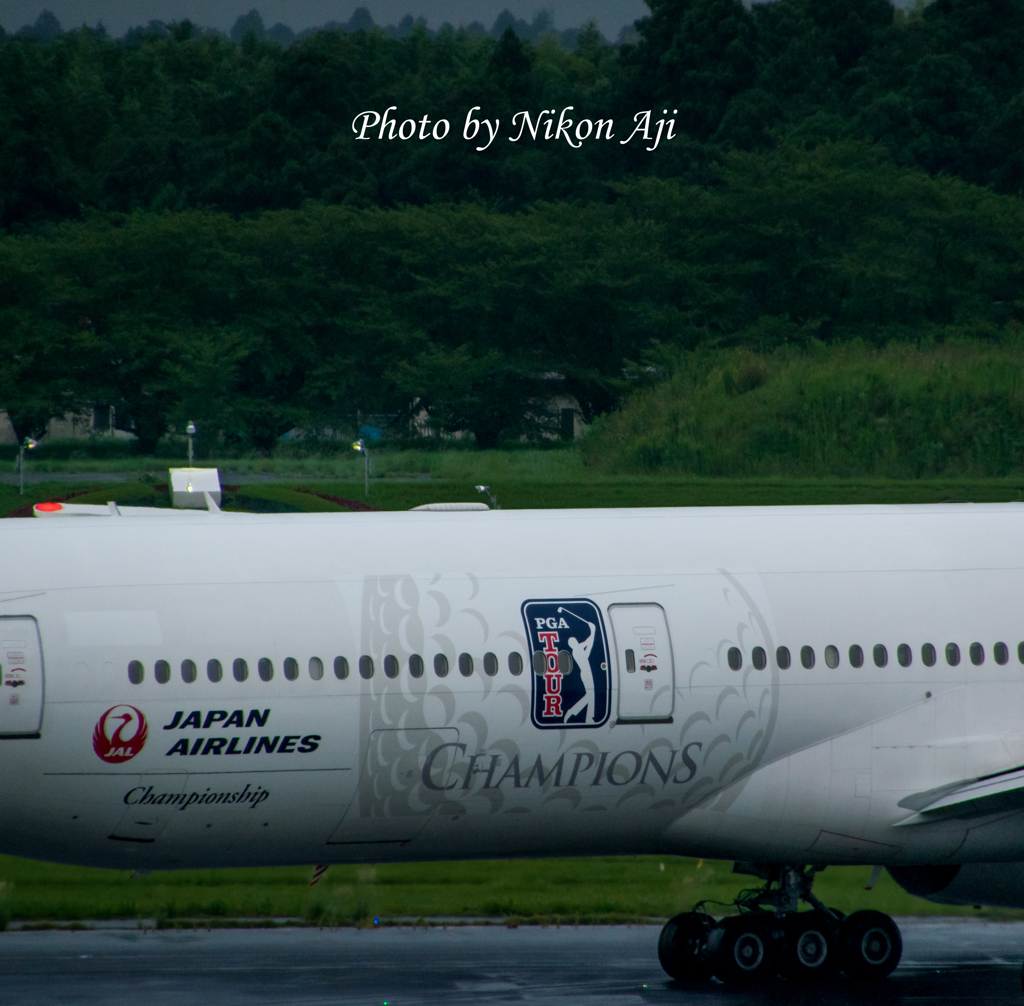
[394,345,550,448]
[626,0,758,139]
[230,9,266,44]
[0,240,81,441]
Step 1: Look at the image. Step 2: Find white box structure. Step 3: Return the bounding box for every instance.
[168,468,222,508]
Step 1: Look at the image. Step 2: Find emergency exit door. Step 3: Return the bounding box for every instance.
[609,604,674,722]
[0,616,44,736]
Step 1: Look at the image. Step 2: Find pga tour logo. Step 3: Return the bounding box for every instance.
[93,705,149,764]
[522,599,610,729]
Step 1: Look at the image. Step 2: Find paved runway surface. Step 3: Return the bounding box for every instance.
[1,919,1021,1004]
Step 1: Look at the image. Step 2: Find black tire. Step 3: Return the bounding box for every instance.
[780,911,837,981]
[710,915,777,984]
[658,911,712,981]
[839,910,902,979]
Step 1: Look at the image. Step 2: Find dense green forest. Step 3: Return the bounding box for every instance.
[1,0,1023,466]
[5,0,1024,220]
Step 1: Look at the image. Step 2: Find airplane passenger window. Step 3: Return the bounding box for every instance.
[359,656,374,679]
[181,659,197,683]
[969,642,984,666]
[752,646,767,670]
[409,654,424,678]
[801,646,815,669]
[384,655,399,678]
[825,645,839,669]
[873,645,888,668]
[334,656,349,680]
[484,652,499,676]
[727,647,742,671]
[921,644,936,667]
[155,659,171,684]
[508,652,524,675]
[207,659,223,682]
[308,657,324,680]
[897,644,912,668]
[258,658,274,682]
[434,654,449,677]
[776,646,791,669]
[849,645,863,668]
[995,642,1009,665]
[1019,642,1024,664]
[128,660,144,684]
[233,658,248,682]
[283,657,299,680]
[459,653,474,676]
[946,643,960,666]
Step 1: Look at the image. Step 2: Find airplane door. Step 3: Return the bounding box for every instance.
[609,604,675,723]
[327,727,460,846]
[0,617,44,736]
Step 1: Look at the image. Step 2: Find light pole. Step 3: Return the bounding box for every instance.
[352,439,369,497]
[18,437,38,496]
[475,485,499,510]
[186,421,196,466]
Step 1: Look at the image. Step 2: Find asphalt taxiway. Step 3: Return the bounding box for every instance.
[0,918,1021,1005]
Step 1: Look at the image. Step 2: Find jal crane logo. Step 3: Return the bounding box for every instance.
[93,705,148,764]
[522,599,610,729]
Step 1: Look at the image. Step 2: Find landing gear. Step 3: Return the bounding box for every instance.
[657,911,713,980]
[780,909,837,980]
[657,863,902,985]
[709,914,778,983]
[839,910,903,978]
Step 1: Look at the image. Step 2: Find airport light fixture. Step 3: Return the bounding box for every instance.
[352,438,369,497]
[475,485,500,510]
[186,421,196,466]
[18,437,38,496]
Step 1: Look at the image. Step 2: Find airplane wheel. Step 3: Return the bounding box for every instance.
[657,911,712,981]
[710,915,776,984]
[779,911,837,981]
[839,910,902,979]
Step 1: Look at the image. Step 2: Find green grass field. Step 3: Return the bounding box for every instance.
[0,855,1013,929]
[3,459,1023,925]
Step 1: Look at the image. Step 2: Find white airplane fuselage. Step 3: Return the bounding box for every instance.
[1,503,1023,876]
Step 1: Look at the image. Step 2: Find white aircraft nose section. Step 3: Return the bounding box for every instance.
[0,616,44,736]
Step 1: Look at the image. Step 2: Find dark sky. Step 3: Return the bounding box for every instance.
[1,1,649,36]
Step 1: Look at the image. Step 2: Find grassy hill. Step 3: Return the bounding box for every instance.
[583,340,1024,478]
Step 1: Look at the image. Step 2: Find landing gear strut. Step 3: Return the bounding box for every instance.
[657,863,902,984]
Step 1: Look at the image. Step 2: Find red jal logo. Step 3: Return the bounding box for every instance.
[93,705,148,764]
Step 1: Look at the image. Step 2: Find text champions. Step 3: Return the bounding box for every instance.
[352,105,679,152]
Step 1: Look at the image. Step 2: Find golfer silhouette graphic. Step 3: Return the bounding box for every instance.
[558,606,598,724]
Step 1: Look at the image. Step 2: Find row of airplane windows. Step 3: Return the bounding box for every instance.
[127,651,527,685]
[125,639,1019,683]
[730,641,1022,671]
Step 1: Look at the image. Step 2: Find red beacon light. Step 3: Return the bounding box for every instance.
[34,502,63,512]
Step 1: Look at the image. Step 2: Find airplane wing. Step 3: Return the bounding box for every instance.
[895,765,1024,825]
